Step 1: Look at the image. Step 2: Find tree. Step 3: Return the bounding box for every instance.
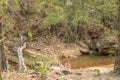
[0,24,2,80]
[0,19,8,80]
[114,0,120,74]
[0,0,9,79]
[7,0,28,70]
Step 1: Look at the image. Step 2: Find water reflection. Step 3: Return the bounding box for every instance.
[59,55,114,69]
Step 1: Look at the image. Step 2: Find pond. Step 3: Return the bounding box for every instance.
[59,55,115,69]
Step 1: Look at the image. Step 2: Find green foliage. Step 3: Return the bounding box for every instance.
[26,54,57,75]
[28,32,33,41]
[43,15,65,26]
[0,0,118,30]
[4,0,8,9]
[93,69,100,75]
[0,8,3,16]
[35,65,47,75]
[0,0,8,15]
[14,0,20,7]
[39,1,47,6]
[106,49,116,55]
[0,42,4,47]
[0,0,9,10]
[43,0,117,27]
[66,0,73,6]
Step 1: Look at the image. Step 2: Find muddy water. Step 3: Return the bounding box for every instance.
[59,55,114,69]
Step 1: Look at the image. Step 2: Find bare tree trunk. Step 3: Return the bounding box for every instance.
[114,0,120,74]
[18,34,27,70]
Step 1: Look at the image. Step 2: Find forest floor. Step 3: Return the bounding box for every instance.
[2,64,120,80]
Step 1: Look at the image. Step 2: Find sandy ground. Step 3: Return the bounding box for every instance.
[2,64,120,80]
[47,64,120,80]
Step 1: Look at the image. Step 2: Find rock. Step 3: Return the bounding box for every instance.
[51,64,62,71]
[76,72,82,75]
[79,47,89,54]
[77,41,89,49]
[62,70,72,75]
[76,41,90,55]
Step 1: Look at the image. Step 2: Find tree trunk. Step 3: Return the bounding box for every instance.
[0,24,2,80]
[0,23,8,80]
[18,34,27,70]
[114,0,120,74]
